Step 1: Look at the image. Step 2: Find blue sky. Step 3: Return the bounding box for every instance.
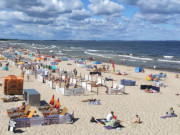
[0,0,179,40]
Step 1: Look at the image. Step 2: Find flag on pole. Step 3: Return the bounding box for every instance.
[49,95,55,105]
[55,98,60,109]
[111,60,115,72]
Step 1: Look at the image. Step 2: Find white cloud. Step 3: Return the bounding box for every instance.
[123,0,180,14]
[88,0,125,16]
[0,0,179,40]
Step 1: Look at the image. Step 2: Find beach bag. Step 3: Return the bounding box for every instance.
[90,117,96,123]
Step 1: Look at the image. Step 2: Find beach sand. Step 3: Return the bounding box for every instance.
[0,56,180,135]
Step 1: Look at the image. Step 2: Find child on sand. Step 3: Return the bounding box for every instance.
[133,115,141,124]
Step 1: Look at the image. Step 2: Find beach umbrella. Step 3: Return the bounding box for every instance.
[49,95,55,105]
[17,62,24,65]
[93,61,102,64]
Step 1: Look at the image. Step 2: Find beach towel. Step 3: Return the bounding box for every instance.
[104,126,116,130]
[160,114,177,119]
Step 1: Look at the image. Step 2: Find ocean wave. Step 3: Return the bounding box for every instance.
[84,51,112,58]
[163,56,174,59]
[158,59,180,63]
[118,55,132,58]
[87,49,100,52]
[63,49,83,52]
[70,47,84,50]
[118,55,153,61]
[128,60,137,62]
[130,57,153,61]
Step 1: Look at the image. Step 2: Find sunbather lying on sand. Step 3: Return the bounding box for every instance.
[81,99,98,102]
[145,88,158,93]
[12,102,26,112]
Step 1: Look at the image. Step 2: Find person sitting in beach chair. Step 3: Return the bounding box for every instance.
[17,102,26,111]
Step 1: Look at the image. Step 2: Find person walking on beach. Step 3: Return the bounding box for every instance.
[21,70,24,77]
[107,64,109,71]
[73,68,77,76]
[26,69,30,81]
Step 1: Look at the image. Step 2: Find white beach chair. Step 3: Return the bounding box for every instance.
[87,83,92,92]
[85,75,89,81]
[96,78,102,85]
[88,75,92,82]
[82,82,87,89]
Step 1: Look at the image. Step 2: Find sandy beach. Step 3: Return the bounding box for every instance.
[0,52,180,135]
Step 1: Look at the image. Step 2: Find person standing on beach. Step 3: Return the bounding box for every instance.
[21,70,24,78]
[73,68,77,76]
[107,64,109,70]
[26,69,30,81]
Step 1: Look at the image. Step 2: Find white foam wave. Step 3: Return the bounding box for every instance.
[128,60,137,62]
[118,55,153,61]
[87,49,100,52]
[158,59,180,63]
[163,56,174,59]
[84,51,112,58]
[130,57,153,61]
[118,55,132,58]
[70,47,84,50]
